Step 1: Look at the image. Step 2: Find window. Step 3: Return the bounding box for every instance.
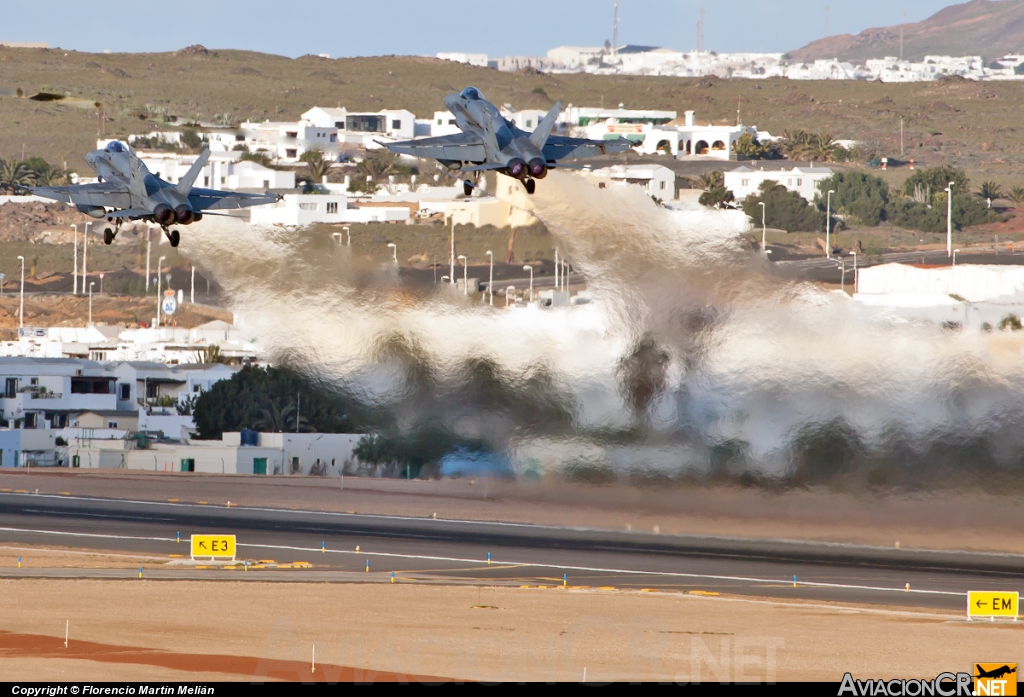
[72,377,114,394]
[392,119,401,130]
[335,121,345,129]
[326,202,338,214]
[4,378,16,398]
[299,202,318,211]
[526,120,533,128]
[193,384,202,393]
[119,383,130,400]
[449,119,457,125]
[291,456,300,474]
[286,131,298,138]
[107,421,118,429]
[30,378,38,386]
[204,176,209,186]
[436,119,442,125]
[330,133,337,142]
[24,413,37,429]
[659,181,666,190]
[598,182,606,189]
[263,180,270,189]
[286,149,297,158]
[741,179,750,187]
[797,179,803,186]
[181,459,195,473]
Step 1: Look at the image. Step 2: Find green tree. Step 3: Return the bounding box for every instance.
[1008,187,1024,206]
[742,181,825,232]
[698,186,735,208]
[690,170,724,190]
[180,128,204,150]
[734,132,778,160]
[300,149,332,183]
[977,180,1003,203]
[357,149,401,179]
[901,165,970,198]
[815,171,889,227]
[192,365,351,439]
[0,159,36,192]
[238,149,274,168]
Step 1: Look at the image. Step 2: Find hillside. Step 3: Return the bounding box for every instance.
[5,45,1024,181]
[788,0,1024,63]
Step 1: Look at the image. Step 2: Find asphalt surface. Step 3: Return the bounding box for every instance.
[1,491,1022,612]
[772,248,1024,284]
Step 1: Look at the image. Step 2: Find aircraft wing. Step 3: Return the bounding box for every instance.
[30,182,132,209]
[383,132,486,162]
[187,188,280,211]
[543,135,635,163]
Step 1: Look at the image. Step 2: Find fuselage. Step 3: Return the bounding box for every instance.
[444,88,546,173]
[86,142,195,224]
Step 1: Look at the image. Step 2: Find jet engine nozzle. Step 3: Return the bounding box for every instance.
[528,159,548,179]
[174,206,195,225]
[153,204,174,225]
[507,159,527,179]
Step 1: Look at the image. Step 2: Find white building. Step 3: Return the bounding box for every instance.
[137,151,294,190]
[724,165,833,202]
[583,164,677,199]
[300,107,416,145]
[638,111,755,160]
[436,52,490,68]
[0,358,118,430]
[250,193,410,226]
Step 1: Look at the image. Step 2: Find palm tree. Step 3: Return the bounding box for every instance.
[356,150,399,179]
[0,159,36,192]
[691,170,724,191]
[978,181,1003,202]
[31,164,61,186]
[1007,187,1024,207]
[299,149,332,183]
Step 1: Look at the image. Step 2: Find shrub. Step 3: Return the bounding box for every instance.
[742,181,824,232]
[815,171,889,226]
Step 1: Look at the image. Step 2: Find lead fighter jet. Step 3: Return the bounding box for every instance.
[31,142,280,247]
[384,87,634,195]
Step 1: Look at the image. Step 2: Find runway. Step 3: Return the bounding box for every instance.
[1,490,1022,612]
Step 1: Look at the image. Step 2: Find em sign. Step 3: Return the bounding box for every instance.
[191,534,236,561]
[968,591,1019,620]
[162,289,178,316]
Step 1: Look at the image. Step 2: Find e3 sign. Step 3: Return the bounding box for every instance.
[968,591,1019,620]
[190,534,236,560]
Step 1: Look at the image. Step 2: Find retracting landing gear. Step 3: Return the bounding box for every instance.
[463,180,473,196]
[103,219,123,245]
[523,178,536,195]
[160,225,181,248]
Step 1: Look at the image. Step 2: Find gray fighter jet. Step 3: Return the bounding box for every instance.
[31,141,280,247]
[384,87,634,195]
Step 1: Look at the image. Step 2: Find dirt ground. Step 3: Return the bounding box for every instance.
[6,470,1024,555]
[0,578,1018,682]
[0,294,231,332]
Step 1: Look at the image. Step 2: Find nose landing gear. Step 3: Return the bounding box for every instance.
[103,219,123,245]
[523,178,536,195]
[463,180,474,196]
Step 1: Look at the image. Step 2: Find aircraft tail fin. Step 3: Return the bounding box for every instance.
[128,153,148,199]
[529,101,563,149]
[176,149,211,194]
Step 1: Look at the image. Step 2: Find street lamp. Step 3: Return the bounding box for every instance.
[758,201,766,253]
[449,219,456,283]
[554,247,560,291]
[458,254,468,294]
[16,256,24,330]
[523,265,534,302]
[835,259,846,294]
[440,275,450,284]
[331,232,342,246]
[190,264,195,305]
[70,224,78,295]
[851,251,858,293]
[826,189,835,259]
[156,255,166,328]
[88,282,95,326]
[82,222,91,291]
[387,242,397,264]
[485,250,494,306]
[505,285,515,307]
[343,225,351,247]
[145,223,153,294]
[953,248,961,267]
[946,182,955,257]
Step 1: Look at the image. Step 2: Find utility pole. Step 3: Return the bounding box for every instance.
[824,5,830,37]
[900,10,906,61]
[612,2,619,55]
[696,9,705,53]
[900,117,904,157]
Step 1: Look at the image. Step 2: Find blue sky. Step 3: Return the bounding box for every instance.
[4,0,955,57]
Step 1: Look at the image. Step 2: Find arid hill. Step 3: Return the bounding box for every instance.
[788,0,1024,63]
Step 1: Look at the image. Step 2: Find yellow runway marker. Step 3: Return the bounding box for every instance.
[195,565,209,569]
[0,488,10,492]
[167,498,180,503]
[258,560,276,564]
[168,554,183,558]
[197,501,208,505]
[59,491,71,496]
[14,490,27,493]
[689,590,720,596]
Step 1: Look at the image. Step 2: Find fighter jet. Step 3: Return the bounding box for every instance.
[383,87,634,195]
[30,141,280,247]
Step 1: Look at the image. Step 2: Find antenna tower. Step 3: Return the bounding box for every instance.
[696,9,704,53]
[824,5,830,37]
[613,2,619,55]
[900,10,906,61]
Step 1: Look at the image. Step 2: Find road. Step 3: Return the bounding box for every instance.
[772,248,1024,285]
[1,491,1021,613]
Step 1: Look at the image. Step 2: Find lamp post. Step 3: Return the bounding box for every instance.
[82,222,91,291]
[387,242,397,264]
[70,224,78,295]
[440,275,450,284]
[331,232,342,246]
[0,273,5,298]
[190,265,195,305]
[88,282,95,326]
[946,182,955,257]
[16,256,24,330]
[449,219,456,284]
[98,273,104,295]
[457,255,468,294]
[953,248,961,266]
[554,247,560,291]
[343,225,350,246]
[523,265,534,302]
[851,251,858,293]
[836,259,846,294]
[145,224,152,294]
[485,250,494,306]
[758,201,766,253]
[156,255,166,328]
[826,189,835,258]
[505,285,515,307]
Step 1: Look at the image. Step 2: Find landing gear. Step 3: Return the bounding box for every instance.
[161,226,180,248]
[463,180,474,196]
[523,178,536,195]
[103,228,114,245]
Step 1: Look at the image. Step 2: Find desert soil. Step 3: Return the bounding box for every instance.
[0,578,1019,682]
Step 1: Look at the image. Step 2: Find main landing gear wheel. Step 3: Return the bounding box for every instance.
[103,228,114,245]
[524,178,536,195]
[170,229,180,248]
[463,180,473,196]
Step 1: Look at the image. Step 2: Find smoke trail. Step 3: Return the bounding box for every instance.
[180,172,1024,485]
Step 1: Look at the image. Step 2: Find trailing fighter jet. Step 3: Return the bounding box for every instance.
[383,87,634,195]
[31,141,280,247]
